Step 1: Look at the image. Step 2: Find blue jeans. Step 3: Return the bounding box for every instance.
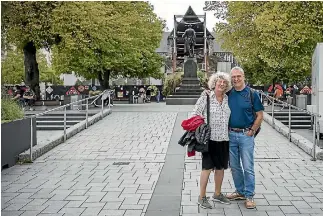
[229,131,255,198]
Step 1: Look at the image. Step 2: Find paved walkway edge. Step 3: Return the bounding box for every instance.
[263,112,323,160]
[18,109,112,162]
[145,112,186,216]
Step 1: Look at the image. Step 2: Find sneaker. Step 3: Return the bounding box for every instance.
[245,197,256,209]
[226,191,246,200]
[197,195,213,209]
[212,193,231,205]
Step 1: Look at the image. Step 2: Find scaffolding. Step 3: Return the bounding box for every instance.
[172,13,209,73]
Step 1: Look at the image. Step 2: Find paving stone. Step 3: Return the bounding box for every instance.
[81,207,103,215]
[266,211,286,216]
[280,206,300,214]
[1,211,24,216]
[19,210,43,216]
[3,107,323,216]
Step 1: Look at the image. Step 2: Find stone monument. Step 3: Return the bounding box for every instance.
[166,6,214,105]
[166,58,202,105]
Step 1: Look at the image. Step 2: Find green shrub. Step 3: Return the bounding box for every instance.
[1,98,24,123]
[197,70,208,88]
[147,85,158,96]
[162,72,183,96]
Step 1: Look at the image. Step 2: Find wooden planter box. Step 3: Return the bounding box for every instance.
[1,118,37,169]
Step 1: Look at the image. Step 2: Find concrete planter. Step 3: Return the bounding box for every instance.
[1,118,37,169]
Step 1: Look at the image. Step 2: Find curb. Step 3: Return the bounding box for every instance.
[18,109,112,162]
[263,112,323,160]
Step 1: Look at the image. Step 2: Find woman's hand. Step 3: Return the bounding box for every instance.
[203,89,211,95]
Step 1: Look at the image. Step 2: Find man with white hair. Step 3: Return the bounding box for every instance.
[226,66,264,209]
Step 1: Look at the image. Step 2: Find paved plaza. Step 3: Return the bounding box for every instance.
[2,104,323,216]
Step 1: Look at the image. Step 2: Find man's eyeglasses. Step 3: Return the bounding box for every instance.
[231,75,243,79]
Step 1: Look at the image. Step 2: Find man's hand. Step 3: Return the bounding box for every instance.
[246,130,254,137]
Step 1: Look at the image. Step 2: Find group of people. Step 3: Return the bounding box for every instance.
[136,87,161,103]
[11,84,35,110]
[192,66,264,209]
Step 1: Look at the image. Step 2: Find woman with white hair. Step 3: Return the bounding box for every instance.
[193,72,232,209]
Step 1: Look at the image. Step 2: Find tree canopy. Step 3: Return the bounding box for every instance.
[1,48,24,84]
[1,1,61,98]
[205,1,323,84]
[51,1,164,89]
[2,1,164,90]
[1,48,62,85]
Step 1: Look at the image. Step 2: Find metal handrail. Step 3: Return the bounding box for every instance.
[254,89,320,161]
[27,90,111,162]
[26,90,107,118]
[256,89,321,117]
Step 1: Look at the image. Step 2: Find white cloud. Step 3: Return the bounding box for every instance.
[149,0,219,32]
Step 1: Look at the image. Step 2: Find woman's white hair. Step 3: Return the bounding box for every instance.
[208,72,232,92]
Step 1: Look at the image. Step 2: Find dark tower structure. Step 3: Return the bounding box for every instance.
[166,6,214,105]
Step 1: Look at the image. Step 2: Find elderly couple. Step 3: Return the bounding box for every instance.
[193,66,264,209]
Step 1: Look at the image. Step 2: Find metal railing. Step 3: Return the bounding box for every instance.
[255,90,321,161]
[26,90,112,162]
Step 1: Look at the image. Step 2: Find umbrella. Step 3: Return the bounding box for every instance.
[268,84,283,92]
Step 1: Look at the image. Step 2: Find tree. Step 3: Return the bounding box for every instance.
[1,48,24,84]
[1,1,61,99]
[51,1,164,89]
[204,1,323,84]
[37,51,62,85]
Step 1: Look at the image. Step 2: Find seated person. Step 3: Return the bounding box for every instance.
[23,86,35,110]
[12,85,25,107]
[274,86,283,100]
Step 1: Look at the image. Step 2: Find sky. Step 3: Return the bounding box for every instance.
[149,0,218,32]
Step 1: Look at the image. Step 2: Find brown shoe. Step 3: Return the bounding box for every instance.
[245,198,256,209]
[226,191,246,200]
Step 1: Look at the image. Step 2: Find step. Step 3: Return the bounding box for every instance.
[35,116,87,121]
[168,95,201,98]
[176,89,203,93]
[277,119,312,126]
[290,125,312,129]
[36,120,80,125]
[267,112,311,117]
[181,80,200,85]
[182,77,201,81]
[173,92,203,96]
[166,97,198,105]
[36,125,72,130]
[25,112,96,117]
[274,116,311,120]
[179,83,201,87]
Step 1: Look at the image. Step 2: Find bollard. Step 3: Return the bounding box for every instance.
[316,120,320,154]
[30,117,33,162]
[108,94,111,109]
[86,98,89,129]
[288,103,292,142]
[312,116,317,161]
[271,98,275,127]
[101,95,104,119]
[64,106,67,141]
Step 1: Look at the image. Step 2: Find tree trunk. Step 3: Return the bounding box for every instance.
[23,41,40,100]
[103,69,110,89]
[98,72,104,90]
[97,70,110,90]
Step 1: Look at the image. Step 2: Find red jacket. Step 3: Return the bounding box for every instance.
[181,115,205,132]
